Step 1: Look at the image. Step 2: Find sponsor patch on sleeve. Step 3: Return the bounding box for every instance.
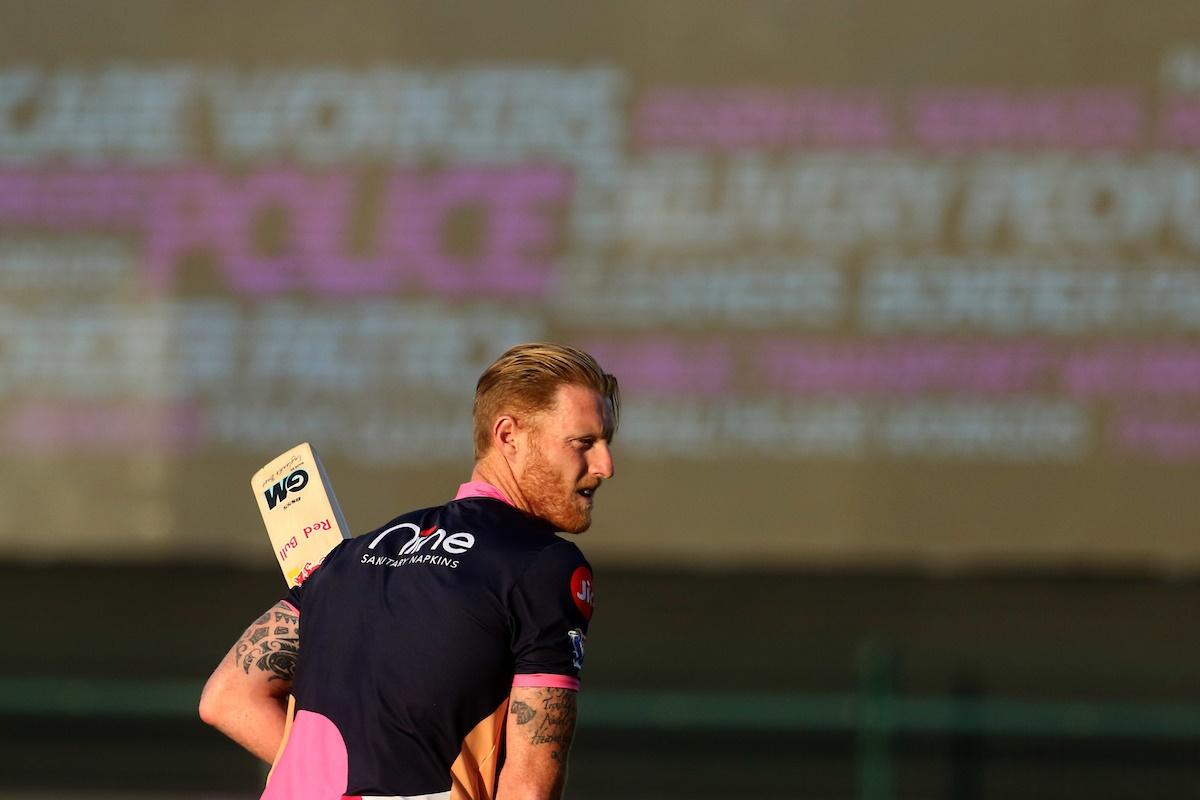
[567,628,586,671]
[570,565,594,621]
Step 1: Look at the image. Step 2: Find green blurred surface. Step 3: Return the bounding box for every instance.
[3,564,1200,798]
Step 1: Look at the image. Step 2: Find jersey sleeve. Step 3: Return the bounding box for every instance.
[280,536,351,613]
[283,578,305,614]
[509,540,595,691]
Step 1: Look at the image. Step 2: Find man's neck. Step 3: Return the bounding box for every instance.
[470,453,534,516]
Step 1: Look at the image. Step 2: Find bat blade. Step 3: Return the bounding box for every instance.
[251,442,350,587]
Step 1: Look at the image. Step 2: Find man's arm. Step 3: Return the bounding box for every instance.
[198,600,299,763]
[496,686,578,800]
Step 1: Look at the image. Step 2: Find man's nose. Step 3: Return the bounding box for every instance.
[590,441,614,480]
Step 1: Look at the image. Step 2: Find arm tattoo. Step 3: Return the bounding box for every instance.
[234,601,298,683]
[510,688,577,763]
[510,700,536,725]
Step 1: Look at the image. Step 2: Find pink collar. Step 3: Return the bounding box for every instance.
[454,480,515,507]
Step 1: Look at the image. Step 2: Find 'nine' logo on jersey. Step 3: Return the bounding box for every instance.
[368,521,476,556]
[570,566,594,621]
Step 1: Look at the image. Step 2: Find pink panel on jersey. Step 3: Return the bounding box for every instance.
[261,710,349,800]
[454,481,514,506]
[512,673,580,691]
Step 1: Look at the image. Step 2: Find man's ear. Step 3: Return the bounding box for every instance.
[492,414,521,458]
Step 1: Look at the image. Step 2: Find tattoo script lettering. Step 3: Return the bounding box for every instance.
[510,688,577,763]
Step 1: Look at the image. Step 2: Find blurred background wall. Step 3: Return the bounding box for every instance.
[2,1,1199,797]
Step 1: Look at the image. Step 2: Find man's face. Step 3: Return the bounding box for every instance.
[517,384,615,533]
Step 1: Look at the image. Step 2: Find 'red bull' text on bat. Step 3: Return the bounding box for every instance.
[251,442,351,587]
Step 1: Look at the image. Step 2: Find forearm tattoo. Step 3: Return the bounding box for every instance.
[509,689,577,763]
[233,602,298,683]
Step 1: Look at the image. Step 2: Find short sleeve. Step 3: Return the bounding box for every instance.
[509,541,595,690]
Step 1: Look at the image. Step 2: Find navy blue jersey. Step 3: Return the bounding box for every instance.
[261,485,594,800]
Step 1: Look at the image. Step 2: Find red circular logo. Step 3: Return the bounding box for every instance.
[570,566,594,621]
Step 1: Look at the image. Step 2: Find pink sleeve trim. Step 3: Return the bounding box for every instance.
[513,673,580,691]
[280,600,300,615]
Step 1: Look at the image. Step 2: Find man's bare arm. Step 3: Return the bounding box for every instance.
[198,601,298,763]
[496,686,578,800]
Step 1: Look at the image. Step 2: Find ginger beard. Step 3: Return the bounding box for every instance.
[518,431,598,534]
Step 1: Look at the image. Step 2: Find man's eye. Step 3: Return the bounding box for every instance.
[575,439,594,449]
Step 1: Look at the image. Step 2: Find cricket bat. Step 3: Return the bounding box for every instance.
[251,442,351,587]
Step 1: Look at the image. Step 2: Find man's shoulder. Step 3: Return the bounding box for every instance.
[345,499,559,555]
[445,496,556,537]
[363,504,444,535]
[446,499,589,573]
[526,535,590,571]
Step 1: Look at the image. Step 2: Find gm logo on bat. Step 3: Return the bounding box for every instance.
[264,469,309,510]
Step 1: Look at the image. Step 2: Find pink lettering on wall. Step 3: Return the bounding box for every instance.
[6,402,207,453]
[635,88,892,148]
[1062,346,1200,398]
[1114,411,1200,461]
[582,338,733,395]
[0,166,571,298]
[1157,98,1200,146]
[297,172,394,294]
[0,170,151,226]
[145,169,339,294]
[757,340,1053,395]
[383,167,569,296]
[910,88,1143,149]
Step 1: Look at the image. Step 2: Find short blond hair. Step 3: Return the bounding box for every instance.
[473,342,620,458]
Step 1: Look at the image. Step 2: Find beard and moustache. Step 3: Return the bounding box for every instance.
[518,438,600,534]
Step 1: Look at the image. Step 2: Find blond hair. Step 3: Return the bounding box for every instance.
[473,342,620,458]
